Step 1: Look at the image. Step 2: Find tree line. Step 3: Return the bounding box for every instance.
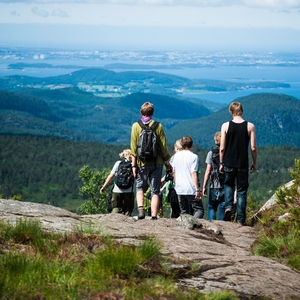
[0,134,299,212]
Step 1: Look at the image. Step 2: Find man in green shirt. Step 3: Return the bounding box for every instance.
[131,102,171,220]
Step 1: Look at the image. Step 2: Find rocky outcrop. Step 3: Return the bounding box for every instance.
[1,198,300,299]
[254,180,295,216]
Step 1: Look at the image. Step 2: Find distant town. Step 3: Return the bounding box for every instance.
[0,47,299,67]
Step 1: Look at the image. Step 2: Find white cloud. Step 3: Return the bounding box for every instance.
[10,10,20,15]
[52,8,68,17]
[0,0,300,9]
[31,6,49,17]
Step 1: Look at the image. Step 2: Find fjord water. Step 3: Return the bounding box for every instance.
[157,65,300,103]
[0,58,299,104]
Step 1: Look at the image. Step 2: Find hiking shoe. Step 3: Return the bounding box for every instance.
[224,209,232,221]
[138,208,145,220]
[151,216,157,220]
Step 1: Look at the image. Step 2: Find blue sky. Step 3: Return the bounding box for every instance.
[0,0,300,51]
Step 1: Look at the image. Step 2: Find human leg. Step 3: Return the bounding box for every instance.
[123,192,134,216]
[177,194,189,215]
[208,189,218,220]
[236,168,249,224]
[136,191,145,219]
[111,193,123,214]
[217,189,225,221]
[169,188,180,218]
[189,195,205,219]
[223,167,236,221]
[136,166,151,219]
[148,164,163,218]
[151,194,160,218]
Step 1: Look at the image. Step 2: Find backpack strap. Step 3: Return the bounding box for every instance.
[150,121,159,131]
[138,120,147,129]
[138,120,159,131]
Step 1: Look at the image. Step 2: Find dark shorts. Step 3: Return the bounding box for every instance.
[136,164,163,195]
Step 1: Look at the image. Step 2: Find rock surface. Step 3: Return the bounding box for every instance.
[1,198,300,299]
[254,180,295,217]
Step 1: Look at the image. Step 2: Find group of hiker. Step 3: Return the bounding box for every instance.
[100,101,257,225]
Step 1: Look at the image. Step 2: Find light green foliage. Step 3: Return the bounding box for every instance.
[276,159,300,226]
[85,238,157,279]
[252,159,300,270]
[0,219,59,254]
[77,165,111,215]
[11,194,22,201]
[137,235,162,261]
[204,290,239,300]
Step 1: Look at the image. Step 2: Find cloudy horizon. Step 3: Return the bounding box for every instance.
[0,0,299,51]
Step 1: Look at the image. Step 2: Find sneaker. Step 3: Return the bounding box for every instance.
[151,216,157,220]
[138,208,145,220]
[224,209,232,221]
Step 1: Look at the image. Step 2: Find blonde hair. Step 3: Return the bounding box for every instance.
[214,132,221,144]
[174,139,183,151]
[229,101,243,116]
[119,149,131,159]
[140,102,154,116]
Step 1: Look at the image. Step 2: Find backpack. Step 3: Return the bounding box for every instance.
[114,160,134,189]
[137,120,159,162]
[210,144,225,185]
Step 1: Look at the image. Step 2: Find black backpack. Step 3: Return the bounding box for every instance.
[114,160,134,189]
[137,120,159,162]
[211,144,225,184]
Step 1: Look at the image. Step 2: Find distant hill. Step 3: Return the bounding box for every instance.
[107,92,211,120]
[0,88,211,144]
[1,82,300,147]
[0,89,91,141]
[0,68,290,97]
[0,90,60,122]
[167,93,300,148]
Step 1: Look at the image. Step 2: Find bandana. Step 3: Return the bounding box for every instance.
[141,116,152,124]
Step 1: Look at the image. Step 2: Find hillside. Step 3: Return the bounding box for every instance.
[0,90,92,141]
[0,134,127,210]
[1,88,211,144]
[1,86,300,147]
[167,93,300,148]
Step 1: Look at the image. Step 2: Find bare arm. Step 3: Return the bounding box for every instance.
[130,123,138,177]
[202,163,212,197]
[131,156,138,177]
[219,121,229,174]
[100,173,114,193]
[248,122,257,173]
[192,171,202,200]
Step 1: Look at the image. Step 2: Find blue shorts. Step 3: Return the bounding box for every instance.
[136,164,163,195]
